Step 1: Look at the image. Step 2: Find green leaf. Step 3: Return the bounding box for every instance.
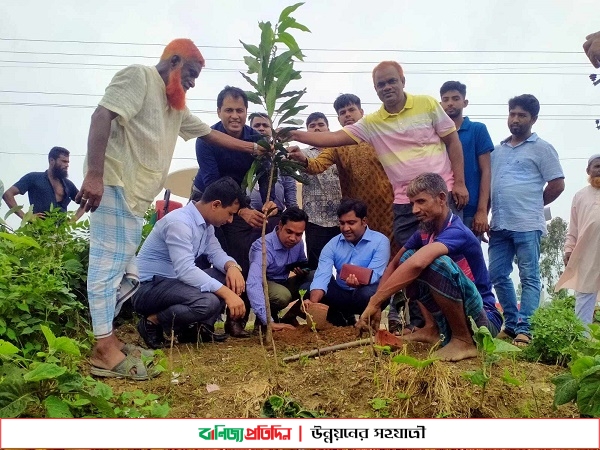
[282,118,304,126]
[0,378,37,418]
[243,56,260,74]
[276,32,300,55]
[269,51,295,80]
[45,395,74,418]
[461,369,490,387]
[89,380,113,400]
[40,324,56,347]
[79,392,116,418]
[151,401,170,418]
[245,91,263,105]
[392,354,437,369]
[577,370,600,417]
[57,372,85,393]
[240,40,260,58]
[241,159,262,192]
[240,73,260,93]
[0,339,20,356]
[501,368,522,386]
[571,356,596,378]
[269,395,285,410]
[278,2,304,23]
[0,232,40,249]
[296,409,318,418]
[52,336,81,357]
[552,373,579,406]
[284,19,310,33]
[277,93,303,114]
[277,105,308,126]
[491,338,522,353]
[265,82,278,118]
[23,363,67,382]
[279,90,305,98]
[396,392,411,399]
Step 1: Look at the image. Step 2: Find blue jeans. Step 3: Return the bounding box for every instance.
[488,229,542,336]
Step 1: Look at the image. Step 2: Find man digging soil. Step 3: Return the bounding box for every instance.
[356,173,503,361]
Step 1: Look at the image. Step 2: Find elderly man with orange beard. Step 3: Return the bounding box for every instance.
[555,154,600,325]
[77,39,258,380]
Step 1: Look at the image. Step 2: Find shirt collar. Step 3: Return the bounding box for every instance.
[458,116,472,131]
[186,201,207,228]
[377,92,413,119]
[500,132,539,147]
[268,229,286,251]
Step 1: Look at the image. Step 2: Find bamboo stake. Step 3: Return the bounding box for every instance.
[283,338,372,363]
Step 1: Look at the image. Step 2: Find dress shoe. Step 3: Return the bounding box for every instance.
[137,318,166,349]
[177,323,228,343]
[225,319,251,338]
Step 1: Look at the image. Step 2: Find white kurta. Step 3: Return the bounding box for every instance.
[555,185,600,294]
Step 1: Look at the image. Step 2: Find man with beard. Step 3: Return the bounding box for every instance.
[555,155,600,325]
[488,94,564,347]
[440,81,494,236]
[357,173,503,362]
[193,87,278,338]
[77,39,262,380]
[3,146,84,220]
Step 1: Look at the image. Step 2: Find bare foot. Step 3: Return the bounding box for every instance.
[90,335,126,370]
[401,324,440,344]
[434,337,478,362]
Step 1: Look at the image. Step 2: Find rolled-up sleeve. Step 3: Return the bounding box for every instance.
[163,221,223,292]
[310,240,336,293]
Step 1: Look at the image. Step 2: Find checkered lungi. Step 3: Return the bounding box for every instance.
[401,249,497,345]
[88,186,143,338]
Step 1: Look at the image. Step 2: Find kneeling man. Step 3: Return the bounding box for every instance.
[247,206,311,330]
[357,173,502,361]
[306,199,390,326]
[133,177,246,348]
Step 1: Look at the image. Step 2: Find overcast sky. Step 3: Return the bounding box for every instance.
[1,0,600,230]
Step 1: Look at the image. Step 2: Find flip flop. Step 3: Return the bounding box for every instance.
[122,343,155,358]
[90,354,159,381]
[512,333,531,347]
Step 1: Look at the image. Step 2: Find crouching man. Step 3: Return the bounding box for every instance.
[356,173,503,361]
[133,177,246,348]
[305,199,390,326]
[247,206,311,331]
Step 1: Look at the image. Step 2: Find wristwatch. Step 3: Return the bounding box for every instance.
[228,263,243,273]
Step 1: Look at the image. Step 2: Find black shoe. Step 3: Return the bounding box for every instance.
[137,318,166,349]
[225,319,251,338]
[177,323,228,343]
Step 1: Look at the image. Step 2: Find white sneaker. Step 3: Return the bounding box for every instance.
[115,273,140,318]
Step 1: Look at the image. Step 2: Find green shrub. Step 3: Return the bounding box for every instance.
[525,296,586,365]
[0,208,90,352]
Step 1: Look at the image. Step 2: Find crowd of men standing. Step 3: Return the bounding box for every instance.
[2,32,600,380]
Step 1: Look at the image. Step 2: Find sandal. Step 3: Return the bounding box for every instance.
[90,354,159,380]
[512,333,532,347]
[122,343,155,358]
[496,329,516,340]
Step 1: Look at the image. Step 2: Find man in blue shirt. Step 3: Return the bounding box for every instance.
[489,94,565,346]
[132,177,247,348]
[247,206,311,330]
[3,146,84,220]
[357,173,503,362]
[193,86,277,338]
[304,199,390,326]
[440,81,494,236]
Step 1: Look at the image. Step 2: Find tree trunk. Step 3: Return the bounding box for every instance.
[262,162,277,345]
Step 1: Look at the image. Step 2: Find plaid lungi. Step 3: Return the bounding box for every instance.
[88,186,143,338]
[401,249,498,345]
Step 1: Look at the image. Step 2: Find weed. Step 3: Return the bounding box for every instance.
[260,394,324,418]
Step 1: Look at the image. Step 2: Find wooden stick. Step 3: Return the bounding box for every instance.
[283,338,372,363]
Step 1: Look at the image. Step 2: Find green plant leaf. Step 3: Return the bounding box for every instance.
[278,2,304,23]
[276,32,300,54]
[245,90,263,105]
[277,93,303,113]
[79,392,116,418]
[57,372,85,393]
[392,354,437,369]
[279,90,305,98]
[52,336,81,357]
[462,369,490,387]
[265,82,278,118]
[240,73,260,93]
[243,56,260,74]
[282,119,304,126]
[296,409,318,418]
[571,356,596,378]
[268,395,284,410]
[239,40,260,58]
[0,232,40,249]
[44,395,73,418]
[552,373,579,406]
[89,380,113,400]
[0,339,20,356]
[277,104,308,126]
[151,401,170,418]
[577,370,600,417]
[396,392,410,399]
[0,378,37,418]
[40,324,56,347]
[369,397,389,410]
[241,159,262,192]
[284,19,310,33]
[501,368,522,386]
[23,363,67,382]
[492,338,522,353]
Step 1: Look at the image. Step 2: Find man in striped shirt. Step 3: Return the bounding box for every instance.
[287,61,468,332]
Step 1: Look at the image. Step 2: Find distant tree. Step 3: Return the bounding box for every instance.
[540,217,568,296]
